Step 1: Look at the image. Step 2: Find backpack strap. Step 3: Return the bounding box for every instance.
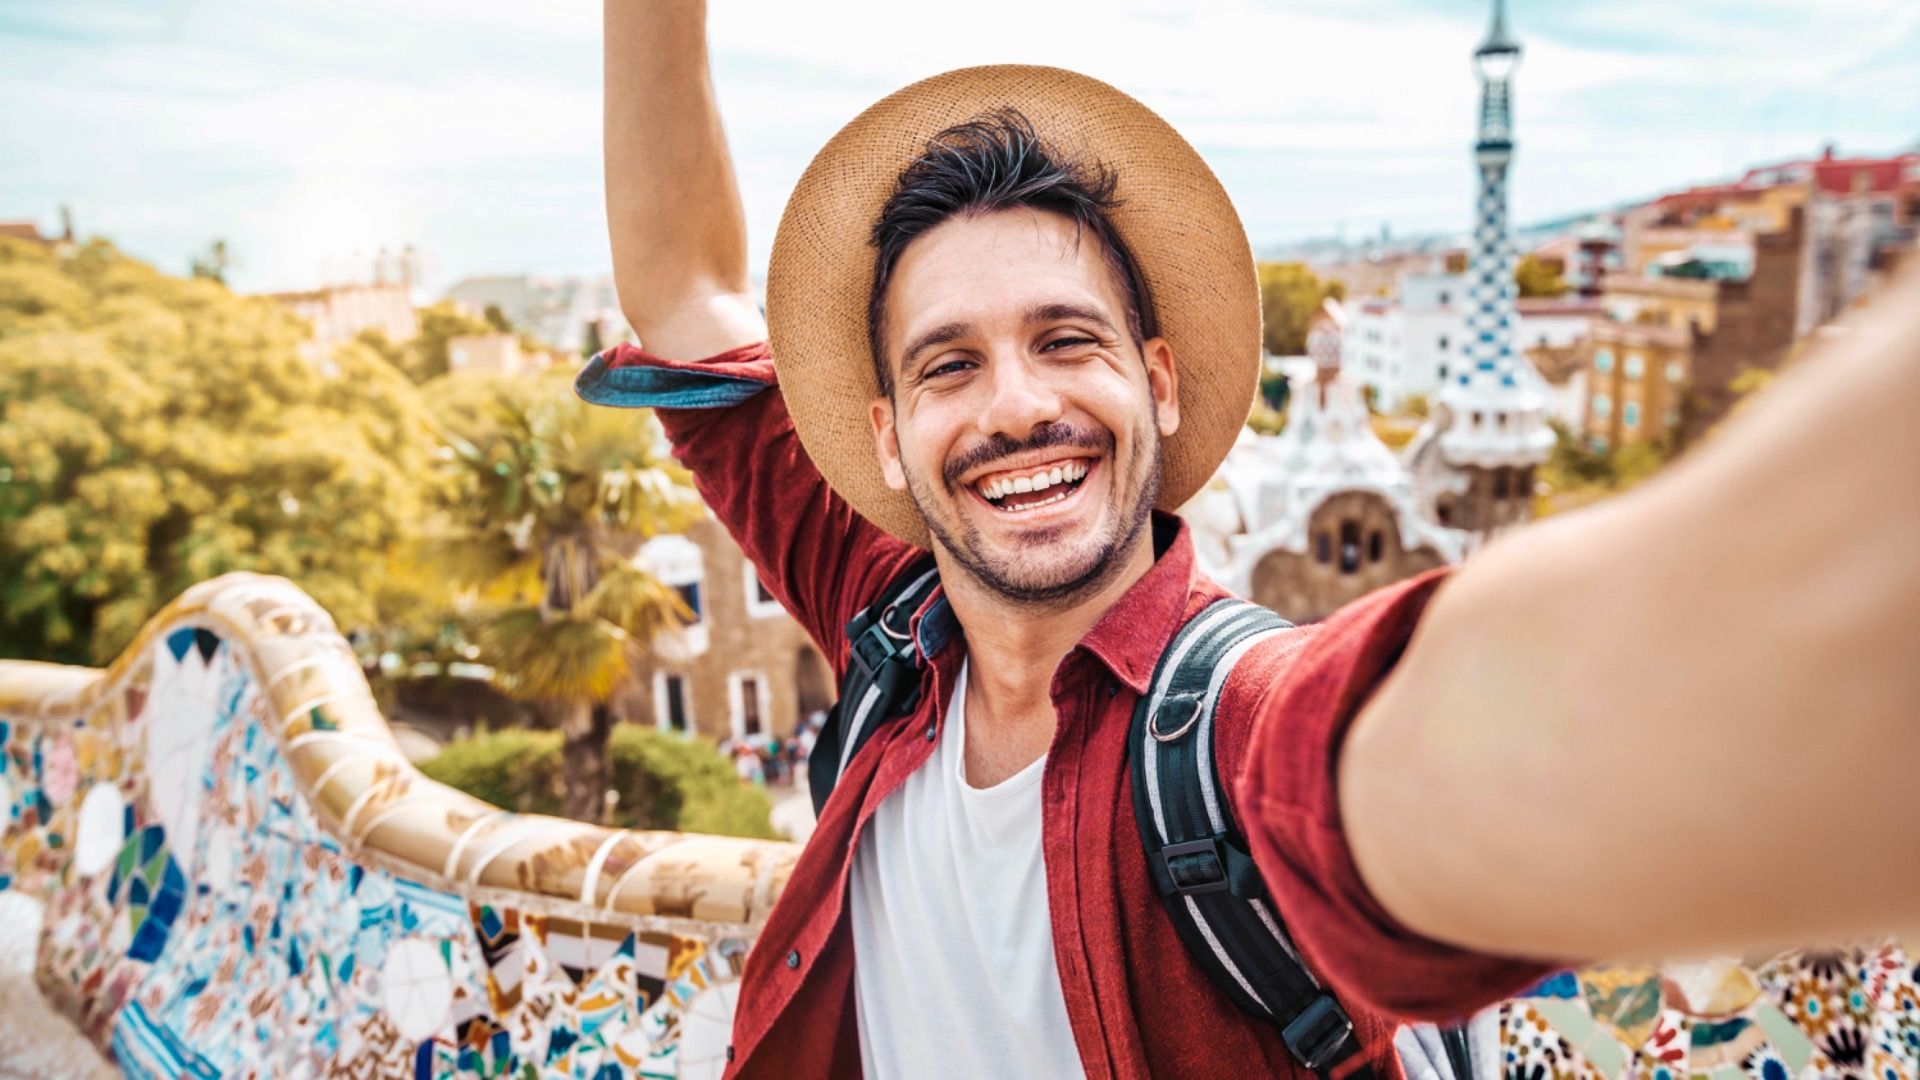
[1130,597,1375,1080]
[808,558,941,816]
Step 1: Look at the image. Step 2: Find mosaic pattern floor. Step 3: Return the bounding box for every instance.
[0,573,1914,1078]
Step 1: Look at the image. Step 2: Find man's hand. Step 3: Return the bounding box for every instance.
[604,0,765,360]
[1342,264,1920,963]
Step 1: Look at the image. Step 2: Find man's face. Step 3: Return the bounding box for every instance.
[869,206,1179,605]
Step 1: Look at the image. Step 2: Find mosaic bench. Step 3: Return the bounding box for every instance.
[0,573,1912,1078]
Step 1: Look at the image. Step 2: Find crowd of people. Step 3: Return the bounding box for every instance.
[720,711,820,787]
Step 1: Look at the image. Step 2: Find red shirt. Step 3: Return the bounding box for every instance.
[578,342,1550,1080]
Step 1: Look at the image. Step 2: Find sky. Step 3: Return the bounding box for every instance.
[2,0,1915,294]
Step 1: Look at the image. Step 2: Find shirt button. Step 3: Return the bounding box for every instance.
[786,949,801,969]
[726,1046,735,1062]
[1106,679,1120,698]
[924,723,936,741]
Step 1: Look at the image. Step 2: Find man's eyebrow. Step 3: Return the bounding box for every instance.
[1027,302,1118,336]
[900,320,972,374]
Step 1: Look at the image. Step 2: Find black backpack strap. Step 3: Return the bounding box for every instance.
[808,559,941,816]
[1130,597,1375,1080]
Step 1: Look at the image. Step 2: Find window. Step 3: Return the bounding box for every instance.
[1623,401,1641,428]
[1438,291,1451,306]
[674,581,703,621]
[1438,335,1450,351]
[1367,530,1383,563]
[1592,394,1612,420]
[653,672,690,734]
[1589,435,1610,454]
[1665,360,1686,383]
[1594,349,1614,374]
[1314,532,1331,564]
[1624,354,1645,379]
[742,563,784,618]
[1438,363,1448,380]
[728,672,769,740]
[637,534,709,654]
[1338,521,1361,574]
[1492,469,1510,499]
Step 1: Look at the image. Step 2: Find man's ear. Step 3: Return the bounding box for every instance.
[869,395,908,491]
[1144,336,1180,437]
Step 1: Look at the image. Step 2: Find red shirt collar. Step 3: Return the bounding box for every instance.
[910,512,1201,696]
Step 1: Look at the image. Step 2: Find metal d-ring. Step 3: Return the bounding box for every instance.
[878,602,913,641]
[1149,693,1205,743]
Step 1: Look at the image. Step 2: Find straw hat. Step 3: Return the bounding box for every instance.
[769,64,1260,548]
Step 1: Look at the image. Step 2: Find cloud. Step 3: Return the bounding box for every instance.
[2,0,1914,291]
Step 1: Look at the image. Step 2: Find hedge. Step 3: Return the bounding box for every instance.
[420,724,777,839]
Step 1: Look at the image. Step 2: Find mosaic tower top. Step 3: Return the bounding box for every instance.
[1435,0,1554,468]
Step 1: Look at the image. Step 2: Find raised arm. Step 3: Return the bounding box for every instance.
[1340,267,1920,964]
[604,0,764,361]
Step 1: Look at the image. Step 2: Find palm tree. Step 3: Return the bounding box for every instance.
[427,373,704,821]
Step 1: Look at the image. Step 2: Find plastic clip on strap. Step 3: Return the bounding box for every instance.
[808,561,939,816]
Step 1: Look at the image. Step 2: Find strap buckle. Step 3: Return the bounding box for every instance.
[1281,994,1354,1072]
[1157,837,1230,895]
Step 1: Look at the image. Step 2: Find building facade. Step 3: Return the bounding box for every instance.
[627,518,834,745]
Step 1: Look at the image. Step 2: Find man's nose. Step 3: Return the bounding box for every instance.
[979,350,1065,440]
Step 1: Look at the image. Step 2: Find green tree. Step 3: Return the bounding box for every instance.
[423,371,704,821]
[189,238,232,285]
[580,318,606,361]
[1515,253,1571,298]
[482,303,513,334]
[0,237,435,663]
[1256,262,1344,357]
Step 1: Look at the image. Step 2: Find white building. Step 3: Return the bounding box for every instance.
[1345,272,1594,413]
[444,274,631,356]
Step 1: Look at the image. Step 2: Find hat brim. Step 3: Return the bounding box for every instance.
[768,64,1260,549]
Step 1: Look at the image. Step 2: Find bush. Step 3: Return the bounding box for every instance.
[420,724,777,839]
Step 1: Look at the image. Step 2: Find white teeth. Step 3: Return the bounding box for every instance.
[1013,475,1034,493]
[976,460,1090,504]
[1049,466,1063,486]
[1031,472,1052,492]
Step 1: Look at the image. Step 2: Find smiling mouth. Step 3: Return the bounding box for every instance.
[971,458,1093,514]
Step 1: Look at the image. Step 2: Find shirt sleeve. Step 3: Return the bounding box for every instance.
[1233,569,1556,1022]
[575,342,920,669]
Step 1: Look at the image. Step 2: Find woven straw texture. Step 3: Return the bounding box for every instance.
[767,65,1261,547]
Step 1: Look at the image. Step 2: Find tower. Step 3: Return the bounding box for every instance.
[1415,0,1553,539]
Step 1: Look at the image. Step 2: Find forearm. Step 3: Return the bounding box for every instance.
[1343,268,1920,962]
[603,0,762,359]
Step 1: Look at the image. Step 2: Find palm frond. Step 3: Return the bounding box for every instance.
[583,561,687,641]
[476,605,631,703]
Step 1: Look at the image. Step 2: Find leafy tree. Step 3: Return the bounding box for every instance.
[482,303,513,334]
[1515,253,1571,298]
[422,371,703,821]
[189,238,233,285]
[580,318,606,361]
[1256,262,1344,357]
[0,237,436,663]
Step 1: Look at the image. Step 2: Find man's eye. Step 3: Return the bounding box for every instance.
[927,359,973,378]
[1043,336,1097,351]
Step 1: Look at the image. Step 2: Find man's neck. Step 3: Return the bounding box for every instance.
[936,536,1157,787]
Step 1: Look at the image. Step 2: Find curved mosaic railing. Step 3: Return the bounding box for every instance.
[0,572,795,1079]
[1,573,1914,1079]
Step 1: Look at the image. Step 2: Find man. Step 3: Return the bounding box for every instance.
[587,4,1919,1078]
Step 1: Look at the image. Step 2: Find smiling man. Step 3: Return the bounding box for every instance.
[580,4,1920,1079]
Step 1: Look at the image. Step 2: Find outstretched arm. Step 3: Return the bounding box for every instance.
[604,0,764,361]
[1341,268,1920,965]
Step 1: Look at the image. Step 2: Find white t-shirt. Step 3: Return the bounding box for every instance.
[847,660,1087,1080]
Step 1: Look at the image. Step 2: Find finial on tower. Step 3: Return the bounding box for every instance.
[1476,0,1520,60]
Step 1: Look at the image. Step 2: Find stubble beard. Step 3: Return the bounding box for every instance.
[904,420,1163,610]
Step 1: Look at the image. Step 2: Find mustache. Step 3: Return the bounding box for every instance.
[942,421,1113,491]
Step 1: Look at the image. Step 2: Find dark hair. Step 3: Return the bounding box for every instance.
[866,108,1157,395]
